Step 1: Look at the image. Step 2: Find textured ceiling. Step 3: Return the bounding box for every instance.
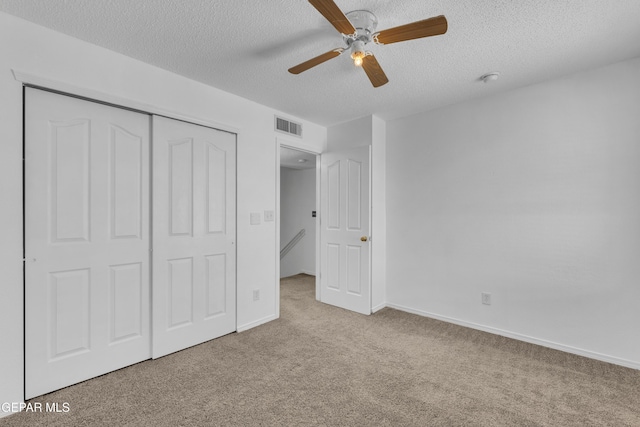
[1,0,639,127]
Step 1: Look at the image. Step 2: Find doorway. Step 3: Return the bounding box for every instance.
[277,143,373,315]
[278,145,318,295]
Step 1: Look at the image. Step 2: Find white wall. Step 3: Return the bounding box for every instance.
[0,11,326,410]
[327,116,373,151]
[280,167,316,278]
[386,56,640,369]
[326,115,387,312]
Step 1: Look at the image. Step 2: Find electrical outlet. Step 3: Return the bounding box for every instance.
[481,292,491,305]
[253,289,260,301]
[264,210,274,222]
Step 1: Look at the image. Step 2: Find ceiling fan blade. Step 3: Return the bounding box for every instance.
[308,0,356,35]
[288,48,344,74]
[362,54,389,88]
[373,15,447,45]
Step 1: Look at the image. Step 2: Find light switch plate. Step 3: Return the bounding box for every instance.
[264,210,274,222]
[250,212,261,225]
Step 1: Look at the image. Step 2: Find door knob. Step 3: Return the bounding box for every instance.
[360,236,368,242]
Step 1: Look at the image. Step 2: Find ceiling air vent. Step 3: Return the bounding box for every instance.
[275,116,303,138]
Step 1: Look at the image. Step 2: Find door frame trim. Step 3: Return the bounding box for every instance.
[13,69,240,135]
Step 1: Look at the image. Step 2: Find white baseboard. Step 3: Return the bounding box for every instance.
[237,314,278,333]
[371,302,386,313]
[386,302,640,371]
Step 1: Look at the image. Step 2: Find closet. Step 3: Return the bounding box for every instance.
[24,88,236,398]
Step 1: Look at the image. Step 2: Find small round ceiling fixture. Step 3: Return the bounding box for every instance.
[297,159,308,163]
[481,72,500,83]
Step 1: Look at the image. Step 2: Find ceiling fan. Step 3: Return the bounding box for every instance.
[288,0,448,88]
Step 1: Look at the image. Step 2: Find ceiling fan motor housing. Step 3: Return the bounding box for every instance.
[343,10,378,46]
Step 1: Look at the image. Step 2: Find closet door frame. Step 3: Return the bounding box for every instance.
[18,74,240,398]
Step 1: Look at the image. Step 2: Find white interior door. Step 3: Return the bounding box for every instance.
[320,146,371,315]
[25,88,151,398]
[152,116,236,358]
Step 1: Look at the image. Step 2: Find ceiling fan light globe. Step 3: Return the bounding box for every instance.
[351,44,366,67]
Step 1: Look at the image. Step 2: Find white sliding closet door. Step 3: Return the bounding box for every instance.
[25,88,151,399]
[152,116,236,358]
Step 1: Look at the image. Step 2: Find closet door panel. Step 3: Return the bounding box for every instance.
[152,116,236,358]
[25,88,151,399]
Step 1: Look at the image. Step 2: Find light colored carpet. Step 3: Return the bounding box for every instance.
[3,273,639,426]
